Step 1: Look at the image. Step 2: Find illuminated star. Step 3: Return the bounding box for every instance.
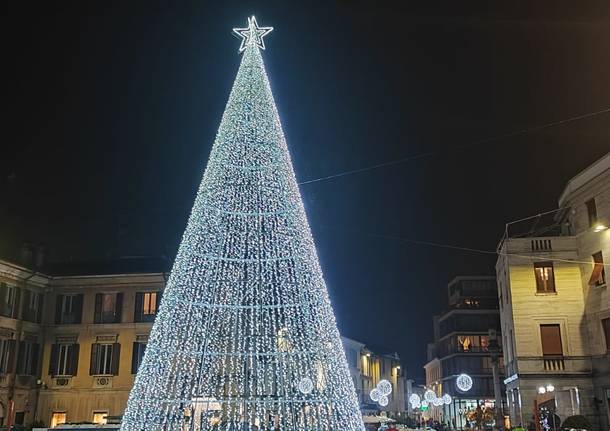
[232,16,273,53]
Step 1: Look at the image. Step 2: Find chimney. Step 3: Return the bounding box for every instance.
[20,242,35,267]
[35,243,47,269]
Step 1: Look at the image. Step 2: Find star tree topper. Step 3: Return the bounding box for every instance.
[233,16,273,52]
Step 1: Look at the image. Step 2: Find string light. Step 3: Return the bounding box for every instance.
[121,16,363,431]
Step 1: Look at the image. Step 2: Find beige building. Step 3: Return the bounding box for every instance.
[0,254,404,428]
[0,255,166,428]
[496,152,610,430]
[341,336,407,417]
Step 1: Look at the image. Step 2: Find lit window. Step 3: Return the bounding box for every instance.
[143,292,157,315]
[534,262,556,293]
[92,411,108,424]
[135,292,161,322]
[50,412,67,428]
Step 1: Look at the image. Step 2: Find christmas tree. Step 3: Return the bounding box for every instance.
[120,17,364,431]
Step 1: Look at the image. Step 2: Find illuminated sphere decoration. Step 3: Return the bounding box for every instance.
[297,377,314,395]
[432,397,444,407]
[378,395,389,407]
[409,394,421,406]
[370,388,381,402]
[120,15,364,431]
[456,373,474,392]
[424,389,436,402]
[377,379,393,396]
[443,394,452,405]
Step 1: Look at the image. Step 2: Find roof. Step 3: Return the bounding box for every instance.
[0,255,171,279]
[558,152,610,206]
[48,256,171,277]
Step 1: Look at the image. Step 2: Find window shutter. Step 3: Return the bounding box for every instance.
[131,342,139,374]
[134,293,143,322]
[74,294,84,324]
[12,288,21,319]
[16,341,25,375]
[55,295,63,324]
[111,343,121,375]
[90,344,99,375]
[31,343,40,375]
[540,324,563,355]
[94,294,102,323]
[7,340,16,374]
[115,293,124,323]
[49,344,59,376]
[36,294,43,323]
[69,344,80,376]
[156,291,163,311]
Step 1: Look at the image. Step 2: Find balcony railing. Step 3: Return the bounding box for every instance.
[515,356,592,375]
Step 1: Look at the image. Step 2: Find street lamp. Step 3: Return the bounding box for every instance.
[594,223,608,232]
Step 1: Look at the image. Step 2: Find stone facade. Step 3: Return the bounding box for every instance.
[496,152,610,430]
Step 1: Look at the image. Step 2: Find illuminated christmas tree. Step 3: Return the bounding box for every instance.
[121,17,364,431]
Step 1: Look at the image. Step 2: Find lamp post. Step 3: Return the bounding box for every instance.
[488,329,504,430]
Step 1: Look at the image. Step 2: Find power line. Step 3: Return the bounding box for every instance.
[318,225,610,267]
[298,107,610,185]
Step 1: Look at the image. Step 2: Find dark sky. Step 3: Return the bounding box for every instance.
[2,1,609,378]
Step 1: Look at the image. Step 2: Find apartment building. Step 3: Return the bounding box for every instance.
[0,256,167,428]
[424,276,505,429]
[0,254,405,428]
[496,152,610,430]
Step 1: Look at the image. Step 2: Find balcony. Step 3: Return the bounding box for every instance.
[515,356,592,375]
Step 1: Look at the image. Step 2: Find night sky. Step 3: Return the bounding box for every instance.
[2,1,609,378]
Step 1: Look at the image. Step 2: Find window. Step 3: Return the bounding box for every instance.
[55,294,83,324]
[132,342,147,374]
[49,344,80,376]
[134,291,161,322]
[534,262,556,293]
[540,324,563,356]
[94,293,123,324]
[90,343,120,375]
[23,290,43,323]
[17,341,39,375]
[0,339,15,374]
[50,412,66,428]
[0,283,18,318]
[589,252,606,287]
[602,318,610,351]
[586,198,598,227]
[92,411,108,424]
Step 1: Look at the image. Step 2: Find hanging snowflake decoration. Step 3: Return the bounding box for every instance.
[409,393,421,406]
[456,373,473,392]
[378,395,389,407]
[369,388,381,402]
[424,389,436,402]
[297,377,314,395]
[377,379,392,396]
[443,394,452,405]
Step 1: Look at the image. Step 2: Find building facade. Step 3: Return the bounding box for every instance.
[424,276,505,429]
[0,257,167,428]
[0,256,406,428]
[341,337,407,418]
[496,152,610,430]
